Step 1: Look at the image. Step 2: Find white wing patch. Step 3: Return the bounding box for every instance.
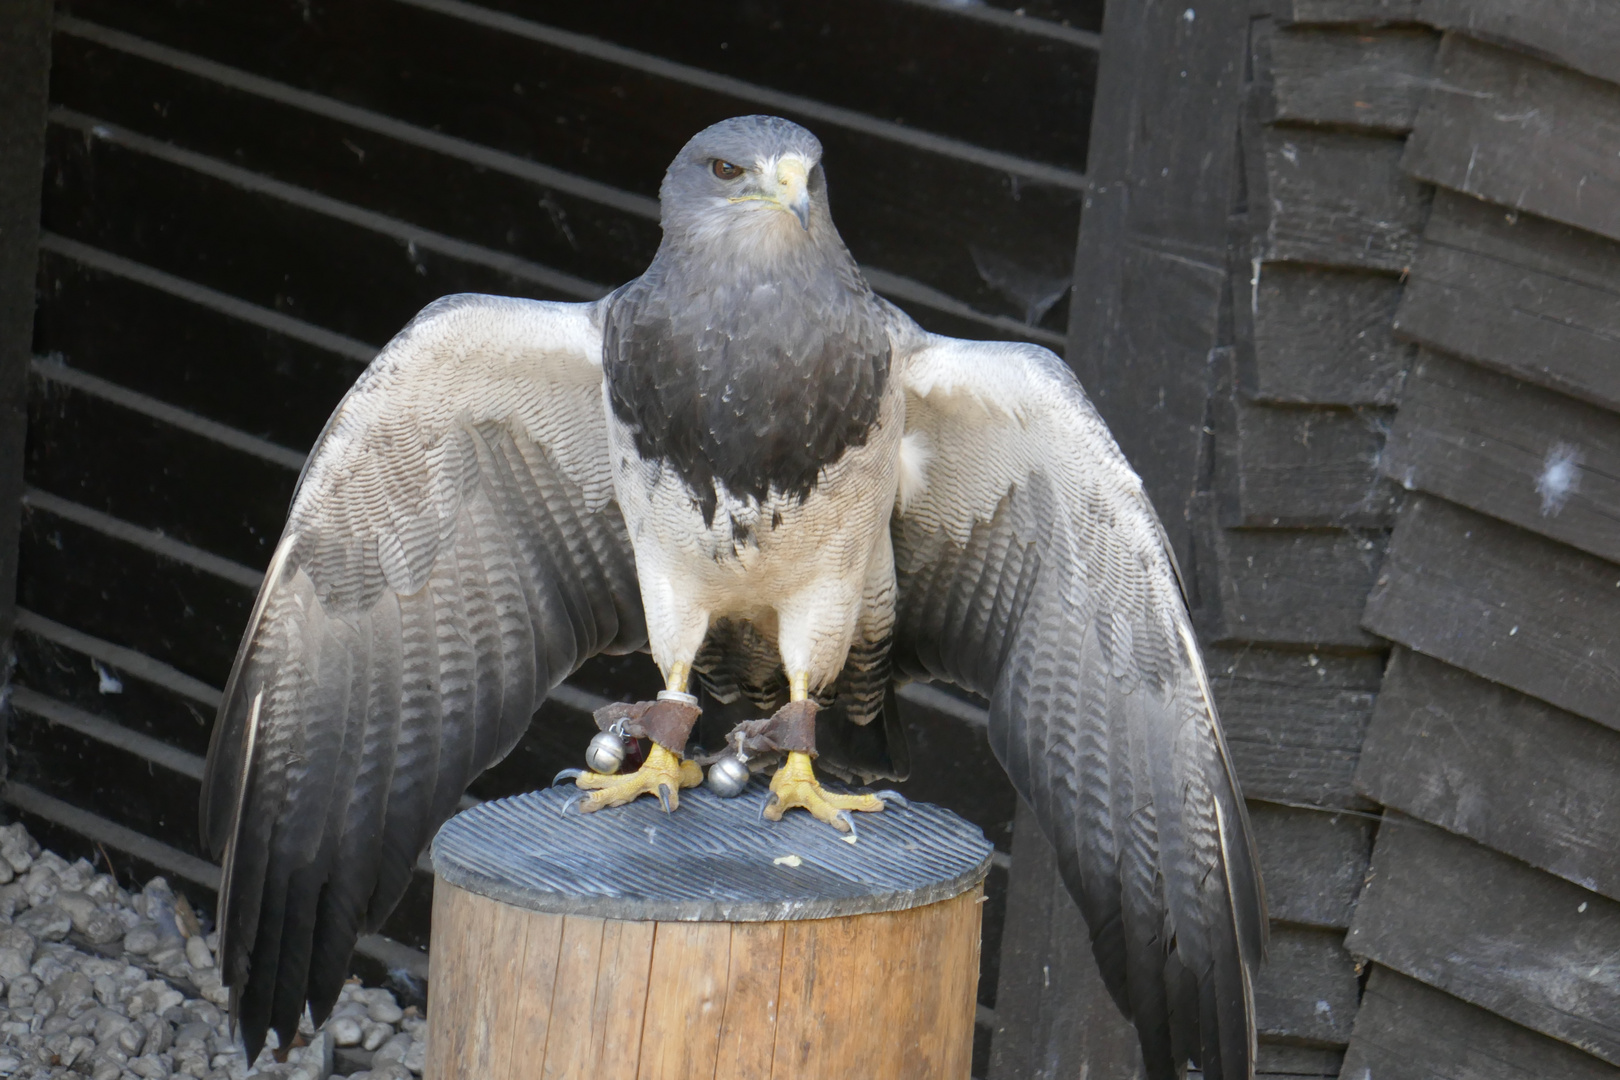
[897,429,932,514]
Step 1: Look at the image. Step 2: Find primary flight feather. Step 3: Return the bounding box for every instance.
[202,115,1265,1076]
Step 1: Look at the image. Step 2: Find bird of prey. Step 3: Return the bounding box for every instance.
[201,115,1265,1077]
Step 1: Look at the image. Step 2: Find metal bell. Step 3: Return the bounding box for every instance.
[706,753,751,798]
[585,730,628,775]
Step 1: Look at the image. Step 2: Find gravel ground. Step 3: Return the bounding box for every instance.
[0,824,426,1079]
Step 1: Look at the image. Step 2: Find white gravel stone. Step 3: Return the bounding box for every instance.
[0,826,426,1080]
[328,1015,363,1047]
[186,934,215,970]
[360,1020,393,1052]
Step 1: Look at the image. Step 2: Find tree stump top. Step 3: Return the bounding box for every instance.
[431,781,994,923]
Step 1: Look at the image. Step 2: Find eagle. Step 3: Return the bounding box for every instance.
[200,115,1265,1078]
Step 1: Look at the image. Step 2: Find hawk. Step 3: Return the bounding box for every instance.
[201,115,1265,1078]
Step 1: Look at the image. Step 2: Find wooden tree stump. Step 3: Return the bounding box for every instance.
[424,781,993,1079]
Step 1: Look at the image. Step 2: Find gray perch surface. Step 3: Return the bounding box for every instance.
[431,782,995,923]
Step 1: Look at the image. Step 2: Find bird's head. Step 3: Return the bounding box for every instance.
[659,116,832,258]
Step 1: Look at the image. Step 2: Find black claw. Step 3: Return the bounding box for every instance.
[761,792,779,820]
[658,783,673,813]
[558,793,583,816]
[837,810,858,840]
[874,790,909,809]
[553,768,585,786]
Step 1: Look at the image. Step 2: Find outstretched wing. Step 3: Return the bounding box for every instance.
[200,294,644,1058]
[889,321,1266,1079]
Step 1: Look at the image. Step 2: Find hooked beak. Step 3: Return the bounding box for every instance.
[775,156,811,230]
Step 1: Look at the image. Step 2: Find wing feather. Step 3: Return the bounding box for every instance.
[889,316,1266,1079]
[199,294,644,1058]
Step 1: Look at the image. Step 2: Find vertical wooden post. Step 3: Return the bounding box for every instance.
[424,785,993,1080]
[0,0,51,649]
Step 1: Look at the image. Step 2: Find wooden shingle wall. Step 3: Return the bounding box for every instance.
[0,3,1109,1076]
[1340,3,1620,1071]
[1011,2,1620,1075]
[1199,9,1440,1076]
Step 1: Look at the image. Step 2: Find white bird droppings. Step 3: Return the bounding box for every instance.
[773,854,802,868]
[1536,441,1583,516]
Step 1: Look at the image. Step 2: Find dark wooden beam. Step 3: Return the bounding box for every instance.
[990,0,1256,1073]
[0,0,52,651]
[1065,0,1253,573]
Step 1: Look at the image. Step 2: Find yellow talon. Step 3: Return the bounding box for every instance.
[576,743,702,812]
[763,751,884,831]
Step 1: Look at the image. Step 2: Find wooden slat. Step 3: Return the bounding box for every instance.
[1246,124,1431,271]
[1379,349,1620,564]
[1362,493,1620,731]
[1194,513,1388,649]
[55,0,1083,331]
[1214,394,1398,528]
[26,372,296,569]
[1357,648,1620,902]
[1248,802,1374,929]
[49,27,661,299]
[1238,264,1410,406]
[1417,0,1620,87]
[1402,33,1620,244]
[41,117,581,348]
[34,245,369,450]
[1253,926,1360,1046]
[1263,25,1439,133]
[10,618,217,759]
[1392,189,1620,413]
[1280,0,1421,23]
[16,498,255,686]
[1342,966,1620,1080]
[1207,647,1384,811]
[1256,1045,1344,1080]
[6,691,205,857]
[1345,814,1620,1065]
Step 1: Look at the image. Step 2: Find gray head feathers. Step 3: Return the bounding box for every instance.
[605,115,889,524]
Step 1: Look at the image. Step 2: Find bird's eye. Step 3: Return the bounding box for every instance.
[712,159,744,180]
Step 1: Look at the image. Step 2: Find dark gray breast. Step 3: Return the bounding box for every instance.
[603,254,890,525]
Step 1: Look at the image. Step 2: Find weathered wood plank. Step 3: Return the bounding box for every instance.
[1256,1045,1344,1080]
[1279,0,1421,24]
[1253,926,1360,1046]
[1194,511,1388,648]
[1361,493,1620,731]
[1345,814,1620,1065]
[1248,802,1375,929]
[1067,0,1250,575]
[1246,124,1431,271]
[1380,349,1620,564]
[1238,264,1411,406]
[1357,647,1620,902]
[1392,189,1620,413]
[1264,25,1439,133]
[988,798,1145,1079]
[1403,34,1620,245]
[1417,0,1620,86]
[1207,647,1385,811]
[1342,966,1620,1080]
[1214,393,1398,527]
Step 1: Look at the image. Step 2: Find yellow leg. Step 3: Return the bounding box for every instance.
[573,661,701,812]
[763,672,883,833]
[576,743,703,812]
